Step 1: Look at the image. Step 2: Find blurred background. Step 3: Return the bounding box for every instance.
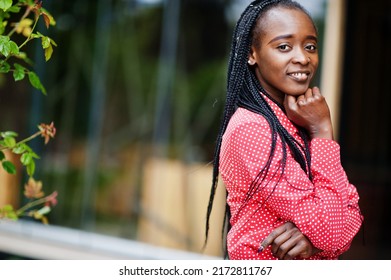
[0,0,390,260]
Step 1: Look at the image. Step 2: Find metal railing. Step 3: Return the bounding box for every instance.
[0,220,219,260]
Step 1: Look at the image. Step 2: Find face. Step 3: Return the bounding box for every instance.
[248,7,319,103]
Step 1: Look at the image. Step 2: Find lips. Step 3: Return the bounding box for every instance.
[287,71,310,82]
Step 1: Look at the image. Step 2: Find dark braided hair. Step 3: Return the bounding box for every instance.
[204,0,317,257]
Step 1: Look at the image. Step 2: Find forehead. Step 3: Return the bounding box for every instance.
[256,7,316,39]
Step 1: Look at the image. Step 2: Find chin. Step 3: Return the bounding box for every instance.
[286,90,308,96]
[288,85,310,96]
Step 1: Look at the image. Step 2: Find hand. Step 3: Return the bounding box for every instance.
[283,87,334,140]
[260,222,321,260]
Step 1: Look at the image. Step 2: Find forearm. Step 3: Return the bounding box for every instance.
[295,138,363,253]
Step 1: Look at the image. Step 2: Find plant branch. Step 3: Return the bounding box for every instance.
[16,191,57,216]
[18,15,40,50]
[7,5,33,37]
[0,131,41,152]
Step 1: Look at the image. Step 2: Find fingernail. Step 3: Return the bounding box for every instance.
[257,245,264,253]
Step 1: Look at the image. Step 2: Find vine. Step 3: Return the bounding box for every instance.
[0,0,57,223]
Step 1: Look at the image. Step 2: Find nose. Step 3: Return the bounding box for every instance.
[292,48,309,65]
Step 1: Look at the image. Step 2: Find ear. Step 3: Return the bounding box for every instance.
[248,46,257,66]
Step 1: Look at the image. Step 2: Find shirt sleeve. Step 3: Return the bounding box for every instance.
[303,138,363,258]
[222,118,363,259]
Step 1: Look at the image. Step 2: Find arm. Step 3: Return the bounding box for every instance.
[222,106,362,259]
[280,87,363,257]
[260,221,321,260]
[283,87,334,140]
[257,137,362,258]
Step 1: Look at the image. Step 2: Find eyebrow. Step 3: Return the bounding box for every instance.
[268,34,318,44]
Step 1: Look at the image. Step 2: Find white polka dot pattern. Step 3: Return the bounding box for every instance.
[219,99,363,260]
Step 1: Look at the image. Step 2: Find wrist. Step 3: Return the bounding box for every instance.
[312,247,322,255]
[309,122,334,140]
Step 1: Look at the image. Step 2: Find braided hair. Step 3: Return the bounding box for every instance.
[204,0,317,255]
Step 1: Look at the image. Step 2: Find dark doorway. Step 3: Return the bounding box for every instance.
[339,0,391,259]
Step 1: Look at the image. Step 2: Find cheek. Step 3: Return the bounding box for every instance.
[258,55,285,74]
[311,55,319,69]
[311,61,319,76]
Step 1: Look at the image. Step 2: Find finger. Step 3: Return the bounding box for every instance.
[282,248,298,260]
[260,222,295,253]
[269,223,300,259]
[296,95,306,105]
[312,86,323,101]
[278,235,303,260]
[282,240,310,260]
[260,225,287,251]
[283,94,298,109]
[270,231,293,259]
[312,86,321,96]
[304,88,313,99]
[280,230,314,259]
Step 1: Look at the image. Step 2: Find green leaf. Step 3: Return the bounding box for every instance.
[0,23,5,36]
[9,40,19,55]
[0,34,8,43]
[0,204,18,220]
[44,43,53,61]
[30,33,40,39]
[1,204,18,220]
[50,38,58,47]
[6,211,18,220]
[1,131,18,138]
[28,71,46,94]
[21,152,32,165]
[41,36,50,49]
[30,151,40,159]
[1,204,13,212]
[13,63,25,81]
[2,160,16,174]
[41,35,56,61]
[12,145,26,154]
[0,43,10,56]
[26,160,35,177]
[3,136,16,148]
[20,143,32,153]
[41,8,56,27]
[7,5,21,13]
[0,0,12,12]
[0,35,10,56]
[15,51,32,64]
[0,61,10,73]
[0,151,5,161]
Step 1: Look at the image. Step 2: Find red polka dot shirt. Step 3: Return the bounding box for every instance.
[219,97,363,260]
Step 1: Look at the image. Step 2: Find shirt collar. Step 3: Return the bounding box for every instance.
[261,93,301,139]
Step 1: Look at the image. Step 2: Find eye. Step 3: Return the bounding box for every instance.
[277,44,291,52]
[305,44,317,52]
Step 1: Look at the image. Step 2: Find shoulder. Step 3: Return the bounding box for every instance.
[225,108,270,137]
[219,108,278,186]
[221,108,273,155]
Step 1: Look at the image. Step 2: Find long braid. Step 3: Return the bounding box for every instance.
[204,0,315,254]
[204,1,273,248]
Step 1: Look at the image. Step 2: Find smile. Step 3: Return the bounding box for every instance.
[288,72,310,82]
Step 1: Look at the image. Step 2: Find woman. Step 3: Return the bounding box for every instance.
[205,0,363,260]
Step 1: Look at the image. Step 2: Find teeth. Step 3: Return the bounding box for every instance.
[289,72,309,81]
[290,73,307,78]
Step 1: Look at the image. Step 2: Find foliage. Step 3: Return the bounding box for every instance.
[0,0,56,93]
[0,0,57,223]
